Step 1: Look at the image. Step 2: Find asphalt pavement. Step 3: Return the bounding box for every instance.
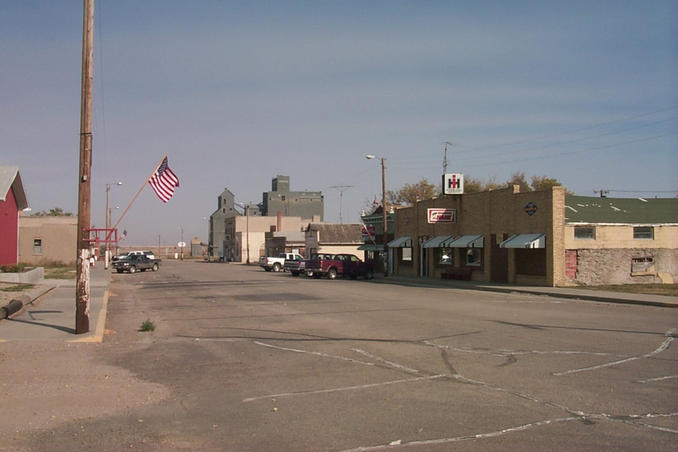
[0,264,675,342]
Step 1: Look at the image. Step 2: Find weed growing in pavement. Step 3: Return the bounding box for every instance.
[140,319,156,332]
[0,283,34,292]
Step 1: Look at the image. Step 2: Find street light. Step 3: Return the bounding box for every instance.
[105,181,122,268]
[365,154,388,276]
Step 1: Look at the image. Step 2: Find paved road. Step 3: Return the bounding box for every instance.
[2,260,677,451]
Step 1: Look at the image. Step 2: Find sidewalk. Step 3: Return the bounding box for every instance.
[0,264,110,342]
[373,275,678,308]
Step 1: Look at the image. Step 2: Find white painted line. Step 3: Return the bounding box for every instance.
[351,348,423,375]
[637,375,678,384]
[338,417,580,451]
[554,329,675,376]
[243,374,447,403]
[253,340,376,367]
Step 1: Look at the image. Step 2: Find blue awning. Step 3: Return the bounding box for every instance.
[387,237,412,248]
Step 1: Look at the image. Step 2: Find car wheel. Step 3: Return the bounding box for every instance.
[152,263,159,271]
[116,269,123,273]
[273,263,282,272]
[327,268,337,280]
[129,266,137,274]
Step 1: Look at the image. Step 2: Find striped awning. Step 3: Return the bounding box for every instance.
[387,236,412,248]
[444,235,484,248]
[500,233,545,249]
[422,235,455,248]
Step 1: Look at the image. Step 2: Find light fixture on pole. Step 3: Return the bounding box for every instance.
[104,181,122,269]
[365,154,388,276]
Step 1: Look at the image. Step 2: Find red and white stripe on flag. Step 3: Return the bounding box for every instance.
[149,157,180,203]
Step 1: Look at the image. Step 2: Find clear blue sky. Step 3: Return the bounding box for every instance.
[1,0,676,245]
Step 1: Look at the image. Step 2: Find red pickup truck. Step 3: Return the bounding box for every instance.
[305,253,373,280]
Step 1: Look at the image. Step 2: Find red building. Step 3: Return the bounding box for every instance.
[0,166,29,266]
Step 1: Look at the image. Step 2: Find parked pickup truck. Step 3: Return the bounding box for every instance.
[113,254,161,273]
[305,253,373,280]
[259,253,303,272]
[283,254,307,276]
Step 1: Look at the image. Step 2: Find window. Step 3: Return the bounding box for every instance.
[439,247,454,265]
[466,248,481,266]
[33,239,42,255]
[574,227,595,239]
[631,257,655,275]
[401,247,412,262]
[633,227,654,239]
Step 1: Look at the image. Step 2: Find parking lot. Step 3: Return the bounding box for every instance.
[2,260,676,451]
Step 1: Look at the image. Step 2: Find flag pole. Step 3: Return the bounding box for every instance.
[108,154,167,238]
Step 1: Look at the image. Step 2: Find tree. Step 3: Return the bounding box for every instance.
[506,171,531,192]
[530,175,563,192]
[463,176,484,193]
[388,178,437,205]
[31,207,74,216]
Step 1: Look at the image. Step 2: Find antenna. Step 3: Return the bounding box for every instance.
[328,185,353,223]
[441,141,453,174]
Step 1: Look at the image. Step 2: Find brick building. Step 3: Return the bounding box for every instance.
[387,186,677,286]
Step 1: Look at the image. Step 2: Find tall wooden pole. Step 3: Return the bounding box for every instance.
[381,158,388,276]
[76,0,94,334]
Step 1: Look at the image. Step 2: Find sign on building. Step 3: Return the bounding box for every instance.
[443,173,464,195]
[427,208,456,223]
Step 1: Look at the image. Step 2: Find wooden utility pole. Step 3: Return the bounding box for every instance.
[75,0,94,334]
[380,158,388,276]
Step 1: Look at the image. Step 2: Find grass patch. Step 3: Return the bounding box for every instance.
[139,319,156,332]
[575,284,677,297]
[0,283,34,292]
[0,264,27,273]
[44,266,76,280]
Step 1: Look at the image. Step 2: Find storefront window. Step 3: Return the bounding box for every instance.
[466,248,481,266]
[439,248,453,265]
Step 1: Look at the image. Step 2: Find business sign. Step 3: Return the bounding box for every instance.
[524,202,538,216]
[427,208,456,223]
[443,173,464,195]
[361,224,376,240]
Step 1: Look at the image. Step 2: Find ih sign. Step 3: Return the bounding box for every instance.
[443,173,464,195]
[428,208,456,223]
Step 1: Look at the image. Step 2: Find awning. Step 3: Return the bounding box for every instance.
[422,235,455,248]
[358,244,384,251]
[500,233,545,249]
[387,236,412,248]
[444,235,484,248]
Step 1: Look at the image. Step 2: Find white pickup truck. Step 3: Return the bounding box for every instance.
[259,253,303,272]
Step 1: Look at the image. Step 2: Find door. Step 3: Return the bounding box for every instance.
[491,233,508,283]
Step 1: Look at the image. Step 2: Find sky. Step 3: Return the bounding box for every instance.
[1,0,676,246]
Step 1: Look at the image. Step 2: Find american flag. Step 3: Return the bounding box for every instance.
[149,157,180,203]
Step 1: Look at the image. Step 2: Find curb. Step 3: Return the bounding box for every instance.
[369,278,677,308]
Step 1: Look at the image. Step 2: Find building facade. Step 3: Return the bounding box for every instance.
[18,216,77,266]
[563,196,678,285]
[305,223,364,257]
[209,176,323,262]
[388,186,678,286]
[0,166,28,266]
[262,175,324,220]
